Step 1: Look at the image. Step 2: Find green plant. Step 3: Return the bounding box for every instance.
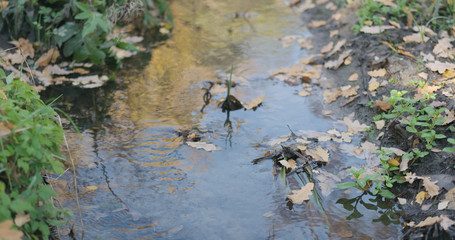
[0,0,171,65]
[0,71,72,239]
[337,168,396,199]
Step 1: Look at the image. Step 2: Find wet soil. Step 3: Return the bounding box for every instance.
[297,1,455,239]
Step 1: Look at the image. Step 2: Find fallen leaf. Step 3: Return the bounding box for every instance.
[415,216,440,227]
[72,68,90,74]
[348,73,359,82]
[344,57,352,65]
[413,25,436,36]
[86,186,98,192]
[243,95,264,110]
[375,0,396,7]
[298,38,314,49]
[400,154,412,172]
[398,197,407,205]
[368,78,380,92]
[388,157,400,166]
[35,48,60,67]
[322,88,341,104]
[9,38,34,58]
[45,65,73,75]
[343,116,368,134]
[372,100,393,112]
[279,159,298,170]
[438,200,450,210]
[287,182,314,204]
[315,170,341,196]
[307,146,330,162]
[382,147,406,156]
[324,49,352,69]
[0,122,12,137]
[14,214,30,227]
[360,141,378,154]
[329,30,339,37]
[263,212,275,218]
[405,172,418,183]
[417,84,441,95]
[0,220,23,240]
[368,68,387,77]
[321,42,334,54]
[426,61,455,74]
[298,90,311,96]
[328,39,346,57]
[374,120,385,130]
[308,20,326,28]
[338,230,353,238]
[416,191,429,205]
[296,0,315,12]
[433,38,453,58]
[0,1,8,10]
[440,215,455,230]
[418,72,428,80]
[187,142,221,151]
[403,33,429,43]
[389,20,401,28]
[442,109,455,125]
[397,49,415,58]
[422,177,440,198]
[360,25,395,34]
[340,85,359,98]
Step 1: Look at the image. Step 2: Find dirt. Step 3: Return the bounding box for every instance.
[290,1,455,239]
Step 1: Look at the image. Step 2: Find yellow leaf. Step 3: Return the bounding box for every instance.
[416,191,429,205]
[322,88,341,104]
[320,42,333,54]
[348,73,359,82]
[287,183,314,204]
[298,90,311,97]
[387,157,400,166]
[368,78,380,92]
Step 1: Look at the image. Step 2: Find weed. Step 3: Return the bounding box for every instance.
[0,71,71,238]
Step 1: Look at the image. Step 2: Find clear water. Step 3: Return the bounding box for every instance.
[54,0,402,239]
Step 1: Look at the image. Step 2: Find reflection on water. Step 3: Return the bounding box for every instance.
[56,0,403,239]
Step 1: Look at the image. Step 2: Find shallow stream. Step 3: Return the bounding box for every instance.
[51,0,403,239]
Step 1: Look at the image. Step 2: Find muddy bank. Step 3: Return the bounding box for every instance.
[287,0,455,238]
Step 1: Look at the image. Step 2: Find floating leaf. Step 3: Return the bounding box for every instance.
[307,146,329,162]
[243,95,264,110]
[279,159,298,170]
[343,116,368,134]
[287,182,314,204]
[298,90,311,96]
[187,142,221,151]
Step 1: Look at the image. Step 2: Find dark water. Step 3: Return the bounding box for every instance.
[53,0,403,239]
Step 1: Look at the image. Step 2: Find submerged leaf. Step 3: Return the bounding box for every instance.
[186,142,221,151]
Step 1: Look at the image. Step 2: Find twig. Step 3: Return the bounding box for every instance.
[57,115,85,239]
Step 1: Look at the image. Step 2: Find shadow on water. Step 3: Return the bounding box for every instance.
[45,0,404,239]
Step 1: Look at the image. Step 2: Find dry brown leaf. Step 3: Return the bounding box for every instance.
[348,73,359,82]
[422,177,440,198]
[244,95,264,110]
[389,20,401,28]
[340,85,359,98]
[14,214,30,228]
[372,100,392,112]
[413,26,436,36]
[416,191,429,205]
[296,0,315,12]
[298,38,314,50]
[368,68,387,77]
[308,20,327,28]
[397,49,415,58]
[368,78,380,92]
[360,25,395,34]
[330,30,339,37]
[433,38,453,58]
[298,90,311,96]
[322,88,341,104]
[307,146,330,162]
[287,183,314,204]
[415,216,440,227]
[443,109,455,125]
[73,68,90,74]
[374,120,385,130]
[0,1,9,10]
[324,49,352,69]
[426,61,455,74]
[360,141,378,154]
[418,85,441,94]
[344,117,368,134]
[440,215,455,230]
[35,48,60,67]
[9,38,34,59]
[418,72,428,80]
[0,220,23,240]
[399,153,413,172]
[321,42,334,54]
[344,56,352,65]
[375,0,396,6]
[46,65,72,75]
[279,159,298,170]
[187,142,221,151]
[69,75,105,88]
[403,33,429,43]
[0,122,13,137]
[328,39,346,57]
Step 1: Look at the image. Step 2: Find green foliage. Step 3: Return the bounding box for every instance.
[0,75,71,239]
[0,0,172,65]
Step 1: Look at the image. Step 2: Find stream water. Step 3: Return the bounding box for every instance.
[50,0,404,239]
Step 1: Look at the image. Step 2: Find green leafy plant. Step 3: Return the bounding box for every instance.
[0,71,72,239]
